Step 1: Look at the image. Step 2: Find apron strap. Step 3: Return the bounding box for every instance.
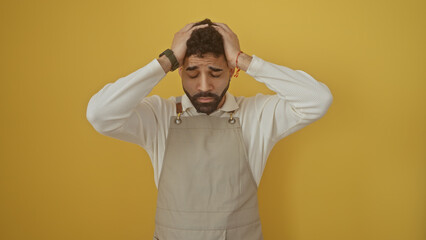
[175,96,182,114]
[174,95,236,124]
[175,96,183,125]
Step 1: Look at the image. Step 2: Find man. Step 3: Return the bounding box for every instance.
[86,19,333,240]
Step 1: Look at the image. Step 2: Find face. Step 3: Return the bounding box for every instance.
[179,53,234,115]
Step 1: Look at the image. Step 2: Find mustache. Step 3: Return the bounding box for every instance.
[192,92,220,99]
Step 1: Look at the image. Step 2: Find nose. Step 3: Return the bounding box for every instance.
[197,73,213,92]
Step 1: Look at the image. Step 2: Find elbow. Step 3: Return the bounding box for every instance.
[86,100,118,134]
[316,88,333,119]
[300,88,333,121]
[86,103,105,133]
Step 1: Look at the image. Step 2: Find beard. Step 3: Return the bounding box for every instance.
[183,80,230,115]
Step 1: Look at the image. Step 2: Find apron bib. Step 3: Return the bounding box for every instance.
[153,98,263,240]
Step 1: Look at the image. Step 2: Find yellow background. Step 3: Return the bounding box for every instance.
[1,0,425,239]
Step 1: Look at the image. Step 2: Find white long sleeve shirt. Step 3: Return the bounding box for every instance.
[86,55,333,188]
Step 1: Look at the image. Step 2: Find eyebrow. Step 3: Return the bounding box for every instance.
[209,66,223,72]
[185,66,223,72]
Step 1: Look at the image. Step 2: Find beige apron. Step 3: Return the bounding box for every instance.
[153,97,263,240]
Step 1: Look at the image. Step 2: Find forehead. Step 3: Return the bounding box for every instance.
[184,53,227,68]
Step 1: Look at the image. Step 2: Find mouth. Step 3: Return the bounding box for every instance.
[197,97,214,103]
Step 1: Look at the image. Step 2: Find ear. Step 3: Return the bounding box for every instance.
[178,66,183,77]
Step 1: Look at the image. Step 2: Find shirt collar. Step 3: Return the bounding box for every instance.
[181,91,239,113]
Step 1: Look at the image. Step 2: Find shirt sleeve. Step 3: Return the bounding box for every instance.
[86,59,167,149]
[245,55,333,144]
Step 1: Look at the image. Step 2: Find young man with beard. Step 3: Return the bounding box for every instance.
[87,19,333,239]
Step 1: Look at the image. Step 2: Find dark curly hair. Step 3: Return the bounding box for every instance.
[184,18,227,64]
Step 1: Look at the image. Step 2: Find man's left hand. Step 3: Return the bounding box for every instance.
[212,23,241,68]
[213,23,252,72]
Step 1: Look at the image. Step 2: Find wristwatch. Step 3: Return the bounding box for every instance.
[159,49,179,72]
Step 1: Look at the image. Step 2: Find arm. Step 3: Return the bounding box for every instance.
[245,55,333,143]
[86,23,209,148]
[213,22,333,142]
[86,59,166,147]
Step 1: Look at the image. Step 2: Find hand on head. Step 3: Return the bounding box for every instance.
[211,23,241,69]
[171,23,208,66]
[171,20,241,69]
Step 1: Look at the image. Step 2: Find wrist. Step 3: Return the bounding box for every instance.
[170,48,184,66]
[236,52,252,72]
[229,50,241,68]
[157,55,172,73]
[159,49,180,72]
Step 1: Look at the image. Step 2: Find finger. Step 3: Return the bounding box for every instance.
[214,22,232,33]
[212,25,228,37]
[212,25,224,33]
[186,24,209,36]
[180,22,195,32]
[189,23,208,32]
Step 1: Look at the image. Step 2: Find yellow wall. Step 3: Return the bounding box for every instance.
[1,0,425,239]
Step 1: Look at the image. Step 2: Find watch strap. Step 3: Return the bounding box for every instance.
[159,49,179,71]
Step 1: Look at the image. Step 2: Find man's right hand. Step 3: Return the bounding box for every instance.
[158,23,208,73]
[171,23,208,66]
